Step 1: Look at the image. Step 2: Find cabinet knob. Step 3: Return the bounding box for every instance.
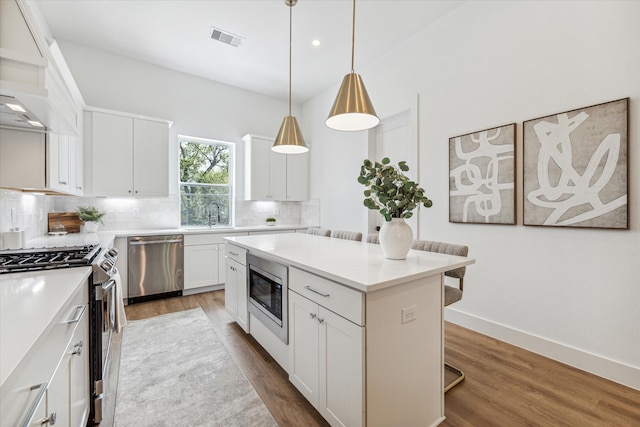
[135,190,138,194]
[317,317,325,324]
[128,190,132,193]
[59,180,67,185]
[39,412,57,425]
[309,313,317,320]
[72,340,84,356]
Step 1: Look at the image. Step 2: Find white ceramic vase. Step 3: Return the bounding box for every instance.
[379,218,413,260]
[84,221,99,233]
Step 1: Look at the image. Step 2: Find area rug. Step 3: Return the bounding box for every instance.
[114,308,278,427]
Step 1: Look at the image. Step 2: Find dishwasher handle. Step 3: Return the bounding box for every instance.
[129,239,183,245]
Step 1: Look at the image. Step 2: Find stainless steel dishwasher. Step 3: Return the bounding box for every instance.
[127,234,184,304]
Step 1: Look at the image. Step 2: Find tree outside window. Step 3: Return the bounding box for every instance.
[179,136,232,227]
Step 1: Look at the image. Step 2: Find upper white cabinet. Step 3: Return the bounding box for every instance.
[243,134,309,201]
[85,109,170,198]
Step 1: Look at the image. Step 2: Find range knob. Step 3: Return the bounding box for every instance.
[108,248,118,257]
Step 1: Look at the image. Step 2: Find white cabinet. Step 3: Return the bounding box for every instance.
[289,269,365,427]
[224,243,249,333]
[184,244,220,290]
[48,134,84,195]
[243,134,309,201]
[0,280,89,427]
[183,233,248,293]
[86,110,170,198]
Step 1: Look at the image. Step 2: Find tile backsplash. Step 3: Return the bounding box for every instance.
[0,189,320,240]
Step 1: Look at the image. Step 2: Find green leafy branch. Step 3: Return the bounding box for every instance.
[357,157,433,221]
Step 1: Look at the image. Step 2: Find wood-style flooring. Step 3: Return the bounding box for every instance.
[103,290,640,426]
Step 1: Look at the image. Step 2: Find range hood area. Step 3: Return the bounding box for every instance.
[0,0,82,136]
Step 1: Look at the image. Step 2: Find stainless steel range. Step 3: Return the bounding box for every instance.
[0,243,119,425]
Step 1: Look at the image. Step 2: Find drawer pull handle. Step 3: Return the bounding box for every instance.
[20,382,47,427]
[309,313,317,320]
[229,251,239,256]
[39,411,57,425]
[304,286,330,298]
[72,340,84,356]
[65,304,86,324]
[317,317,325,324]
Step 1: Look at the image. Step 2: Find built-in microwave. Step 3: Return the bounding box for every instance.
[247,253,288,344]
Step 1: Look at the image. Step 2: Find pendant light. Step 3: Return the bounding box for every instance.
[272,0,309,154]
[326,0,379,131]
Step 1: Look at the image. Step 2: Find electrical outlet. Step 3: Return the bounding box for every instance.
[401,305,417,324]
[132,208,141,218]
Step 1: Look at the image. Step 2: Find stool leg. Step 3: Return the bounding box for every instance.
[444,362,465,393]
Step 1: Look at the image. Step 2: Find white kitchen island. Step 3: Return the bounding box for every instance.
[225,233,475,427]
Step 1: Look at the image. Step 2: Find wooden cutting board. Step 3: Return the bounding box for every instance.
[48,212,82,233]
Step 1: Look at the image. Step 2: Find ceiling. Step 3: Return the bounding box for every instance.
[32,0,464,104]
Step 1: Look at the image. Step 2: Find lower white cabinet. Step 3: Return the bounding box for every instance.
[224,244,248,332]
[0,281,89,427]
[289,290,365,427]
[183,233,248,292]
[184,244,221,290]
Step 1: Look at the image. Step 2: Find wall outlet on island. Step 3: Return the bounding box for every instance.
[401,305,417,324]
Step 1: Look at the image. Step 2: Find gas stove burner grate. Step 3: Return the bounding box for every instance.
[0,244,102,274]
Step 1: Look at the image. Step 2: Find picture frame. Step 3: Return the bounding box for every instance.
[522,98,629,229]
[449,123,516,225]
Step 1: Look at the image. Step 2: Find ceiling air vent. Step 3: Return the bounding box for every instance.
[210,26,244,47]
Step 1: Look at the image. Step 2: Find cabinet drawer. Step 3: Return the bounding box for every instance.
[225,244,247,265]
[289,267,364,326]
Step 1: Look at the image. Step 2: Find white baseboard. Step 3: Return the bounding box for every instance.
[445,308,640,391]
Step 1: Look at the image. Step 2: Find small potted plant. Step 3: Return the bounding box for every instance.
[358,157,433,259]
[77,206,107,233]
[265,217,277,227]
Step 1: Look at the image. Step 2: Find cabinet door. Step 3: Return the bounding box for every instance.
[46,341,72,427]
[48,133,71,193]
[133,118,169,197]
[269,149,287,200]
[244,135,271,200]
[69,304,89,427]
[235,262,248,332]
[184,244,219,290]
[319,307,365,427]
[92,112,134,197]
[286,152,309,201]
[288,291,320,407]
[224,258,238,319]
[68,136,84,195]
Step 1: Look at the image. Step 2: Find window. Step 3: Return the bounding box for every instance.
[179,135,233,227]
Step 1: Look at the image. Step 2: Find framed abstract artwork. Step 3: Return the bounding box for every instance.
[449,123,516,224]
[523,98,629,229]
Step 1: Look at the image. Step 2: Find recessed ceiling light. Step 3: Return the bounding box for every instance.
[6,103,26,112]
[27,120,43,127]
[311,39,321,47]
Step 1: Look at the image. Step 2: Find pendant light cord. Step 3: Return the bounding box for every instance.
[288,4,293,115]
[351,0,356,72]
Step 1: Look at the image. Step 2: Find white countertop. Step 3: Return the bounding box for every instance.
[0,267,91,387]
[225,233,475,292]
[22,225,308,249]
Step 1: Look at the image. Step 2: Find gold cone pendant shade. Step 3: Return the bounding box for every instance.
[273,115,308,154]
[272,0,308,154]
[326,0,379,131]
[326,72,379,131]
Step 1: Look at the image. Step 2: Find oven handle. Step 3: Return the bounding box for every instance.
[129,239,183,245]
[20,381,48,427]
[64,304,87,324]
[95,279,115,301]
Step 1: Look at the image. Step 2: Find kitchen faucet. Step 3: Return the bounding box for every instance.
[208,203,221,227]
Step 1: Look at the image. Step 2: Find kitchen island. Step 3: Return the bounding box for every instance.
[225,233,475,427]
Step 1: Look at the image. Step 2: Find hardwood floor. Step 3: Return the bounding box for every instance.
[105,290,640,426]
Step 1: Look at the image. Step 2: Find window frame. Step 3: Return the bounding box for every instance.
[178,134,234,227]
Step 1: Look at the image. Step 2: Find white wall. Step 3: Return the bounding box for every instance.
[303,1,640,389]
[56,40,302,200]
